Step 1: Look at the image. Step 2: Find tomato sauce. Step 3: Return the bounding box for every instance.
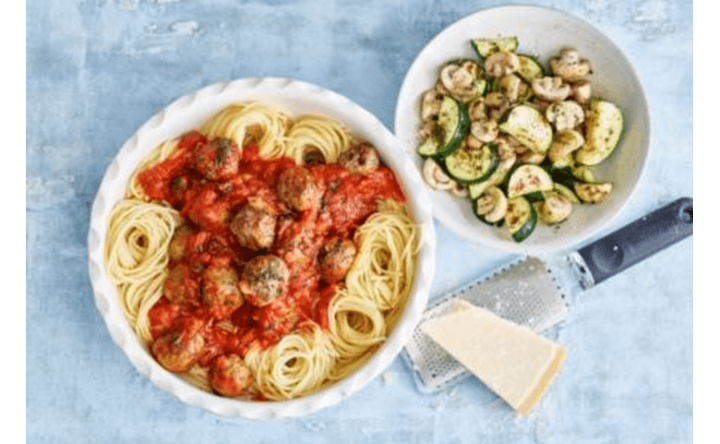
[141,131,406,368]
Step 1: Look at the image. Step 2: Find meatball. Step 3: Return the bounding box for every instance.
[208,355,254,397]
[337,142,380,175]
[202,264,244,319]
[276,166,318,211]
[239,254,290,307]
[194,137,241,181]
[168,225,194,262]
[318,237,357,282]
[164,263,200,306]
[151,329,205,373]
[230,200,277,251]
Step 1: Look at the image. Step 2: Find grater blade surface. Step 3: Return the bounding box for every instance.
[401,256,568,394]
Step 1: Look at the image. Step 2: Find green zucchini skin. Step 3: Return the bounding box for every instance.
[443,144,500,184]
[471,36,519,59]
[575,99,623,165]
[505,196,537,242]
[417,96,470,158]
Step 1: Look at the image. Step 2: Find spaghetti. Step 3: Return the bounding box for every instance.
[104,102,419,401]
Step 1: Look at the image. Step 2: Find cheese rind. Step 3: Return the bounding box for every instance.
[421,299,566,415]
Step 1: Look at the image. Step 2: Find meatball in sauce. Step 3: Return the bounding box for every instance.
[202,264,244,320]
[194,137,241,181]
[239,254,290,307]
[230,199,277,251]
[276,166,319,212]
[337,142,380,175]
[318,237,357,282]
[208,354,254,397]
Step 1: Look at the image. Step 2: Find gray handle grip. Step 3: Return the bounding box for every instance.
[576,197,693,286]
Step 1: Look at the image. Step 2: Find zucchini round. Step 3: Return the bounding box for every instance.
[507,164,554,198]
[416,96,470,158]
[505,196,537,242]
[444,144,499,184]
[498,105,553,154]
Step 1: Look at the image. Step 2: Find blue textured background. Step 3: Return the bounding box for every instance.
[26,0,692,442]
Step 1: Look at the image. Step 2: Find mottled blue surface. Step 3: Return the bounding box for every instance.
[27,0,692,442]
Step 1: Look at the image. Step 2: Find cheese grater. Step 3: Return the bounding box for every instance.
[403,197,693,394]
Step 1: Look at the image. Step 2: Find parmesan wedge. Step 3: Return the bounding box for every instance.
[421,299,566,415]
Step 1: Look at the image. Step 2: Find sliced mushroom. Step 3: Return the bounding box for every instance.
[450,182,469,198]
[475,186,508,223]
[545,100,585,131]
[419,120,438,140]
[531,76,571,102]
[494,136,518,170]
[574,182,612,204]
[465,134,484,150]
[570,80,592,105]
[470,119,499,143]
[484,51,520,77]
[468,97,487,121]
[484,92,511,120]
[439,61,484,102]
[548,129,585,164]
[518,150,546,165]
[496,73,528,103]
[538,192,573,224]
[422,158,456,191]
[421,89,443,121]
[550,48,592,83]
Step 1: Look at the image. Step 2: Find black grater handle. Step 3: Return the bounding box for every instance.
[576,197,693,286]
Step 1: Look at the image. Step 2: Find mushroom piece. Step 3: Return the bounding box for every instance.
[548,130,585,164]
[450,182,469,198]
[570,80,592,105]
[484,51,520,77]
[421,89,443,121]
[475,186,508,223]
[550,48,592,83]
[484,92,511,121]
[439,61,484,101]
[470,119,499,143]
[422,158,457,191]
[545,100,585,132]
[531,77,571,102]
[496,74,528,103]
[494,136,518,171]
[468,97,487,121]
[518,150,546,165]
[538,192,573,224]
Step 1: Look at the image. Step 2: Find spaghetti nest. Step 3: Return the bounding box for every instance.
[104,102,419,400]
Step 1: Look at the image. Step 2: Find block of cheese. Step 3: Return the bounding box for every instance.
[421,299,566,415]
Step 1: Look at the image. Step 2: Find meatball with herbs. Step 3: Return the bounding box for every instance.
[239,254,290,307]
[276,166,318,211]
[318,237,357,282]
[208,355,254,397]
[337,142,380,175]
[151,329,205,373]
[194,137,241,181]
[230,200,277,251]
[202,264,244,319]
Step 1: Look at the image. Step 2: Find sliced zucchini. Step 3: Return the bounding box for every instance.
[506,164,554,198]
[471,36,519,58]
[498,105,553,154]
[444,144,499,184]
[575,99,624,165]
[505,196,537,242]
[571,164,596,183]
[553,183,581,204]
[574,182,613,204]
[473,186,508,224]
[417,96,470,158]
[516,54,545,81]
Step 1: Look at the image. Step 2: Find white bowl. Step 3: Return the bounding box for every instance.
[87,78,436,419]
[394,5,650,254]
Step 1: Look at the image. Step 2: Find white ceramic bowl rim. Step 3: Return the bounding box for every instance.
[87,77,436,419]
[394,5,651,255]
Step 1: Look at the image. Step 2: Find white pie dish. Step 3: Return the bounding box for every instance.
[87,77,436,419]
[394,5,650,254]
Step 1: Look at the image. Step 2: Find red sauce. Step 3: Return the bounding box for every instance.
[141,132,406,376]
